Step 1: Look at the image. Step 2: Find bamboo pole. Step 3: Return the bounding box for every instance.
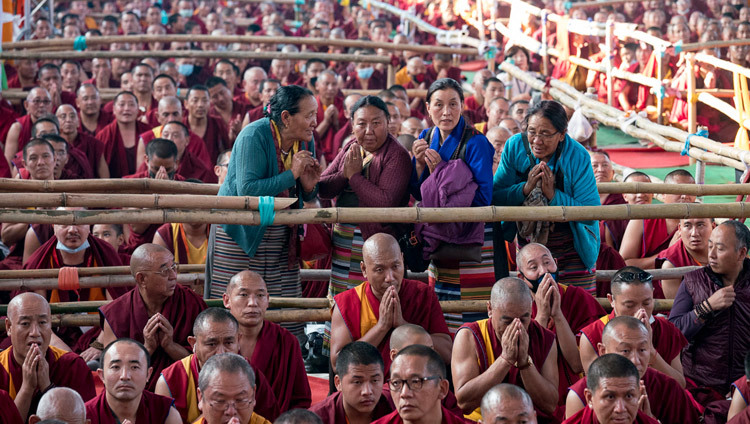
[0,193,296,210]
[567,56,660,88]
[683,38,750,53]
[567,0,645,9]
[1,34,477,56]
[0,203,749,226]
[0,264,204,279]
[596,182,750,195]
[0,273,202,292]
[0,178,219,194]
[656,53,665,125]
[686,53,698,167]
[0,50,392,63]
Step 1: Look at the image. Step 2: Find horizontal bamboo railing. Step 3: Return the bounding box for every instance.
[0,193,296,210]
[0,50,392,63]
[0,273,203,292]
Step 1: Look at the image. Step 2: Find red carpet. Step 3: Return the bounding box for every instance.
[309,375,330,405]
[603,146,691,168]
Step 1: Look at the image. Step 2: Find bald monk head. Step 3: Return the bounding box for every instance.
[488,277,534,338]
[517,243,558,292]
[333,342,386,422]
[608,266,654,320]
[130,243,178,303]
[6,292,52,364]
[275,409,324,424]
[389,324,433,361]
[585,354,642,424]
[198,353,258,424]
[223,270,268,329]
[479,384,537,424]
[361,233,405,300]
[28,387,89,424]
[189,307,240,368]
[157,95,184,126]
[598,316,651,378]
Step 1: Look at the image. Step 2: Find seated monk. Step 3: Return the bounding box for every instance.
[96,91,150,178]
[196,353,272,424]
[160,121,217,183]
[579,267,687,388]
[474,97,509,135]
[467,78,505,126]
[56,104,108,178]
[566,317,699,423]
[223,270,311,412]
[156,308,279,423]
[4,87,53,166]
[92,223,131,264]
[382,324,462,417]
[562,354,658,424]
[330,233,452,373]
[94,244,207,391]
[517,243,605,415]
[371,345,466,424]
[0,388,22,424]
[728,353,750,422]
[28,387,87,424]
[658,217,714,298]
[136,97,212,172]
[452,277,559,422]
[43,134,94,180]
[620,170,696,269]
[0,293,95,420]
[206,76,248,142]
[125,138,185,181]
[241,79,280,127]
[184,85,230,164]
[309,341,393,423]
[154,220,209,266]
[479,384,537,424]
[143,74,179,128]
[592,151,627,251]
[76,84,114,137]
[86,338,182,424]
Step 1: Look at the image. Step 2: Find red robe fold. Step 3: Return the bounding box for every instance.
[78,110,114,137]
[532,284,605,409]
[464,96,480,112]
[155,223,208,265]
[371,406,471,424]
[568,368,699,424]
[99,284,207,391]
[315,96,349,163]
[13,115,33,155]
[343,70,387,90]
[123,224,161,255]
[84,389,173,424]
[0,388,22,424]
[246,105,266,125]
[159,353,280,423]
[209,101,250,124]
[0,106,19,154]
[562,406,659,424]
[642,218,675,258]
[0,345,96,412]
[656,239,701,268]
[729,408,750,424]
[62,146,95,179]
[309,391,392,424]
[70,132,105,177]
[96,120,150,178]
[140,127,212,168]
[579,311,687,365]
[600,193,628,250]
[596,243,627,296]
[334,279,450,373]
[734,376,750,406]
[184,115,230,164]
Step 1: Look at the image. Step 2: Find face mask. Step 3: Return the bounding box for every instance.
[413,73,425,83]
[179,8,194,18]
[310,76,318,87]
[131,9,141,17]
[178,63,194,76]
[357,67,374,79]
[525,270,558,292]
[216,44,227,51]
[56,239,90,254]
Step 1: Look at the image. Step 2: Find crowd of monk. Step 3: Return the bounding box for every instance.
[1,0,750,423]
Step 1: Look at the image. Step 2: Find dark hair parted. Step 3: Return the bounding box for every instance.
[586,353,639,393]
[426,78,464,104]
[349,95,390,121]
[523,100,568,134]
[264,85,314,125]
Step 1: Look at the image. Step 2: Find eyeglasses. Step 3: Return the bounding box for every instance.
[614,270,653,283]
[146,263,179,277]
[208,397,254,411]
[526,130,559,141]
[388,376,441,392]
[29,99,52,106]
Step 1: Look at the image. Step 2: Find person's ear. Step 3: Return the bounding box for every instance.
[146,366,153,381]
[607,293,614,310]
[197,387,204,412]
[360,260,368,280]
[584,388,594,408]
[389,349,398,361]
[222,292,231,308]
[438,378,449,400]
[188,336,196,349]
[486,300,492,317]
[96,368,104,381]
[28,416,41,424]
[5,316,10,335]
[597,342,606,356]
[334,374,342,392]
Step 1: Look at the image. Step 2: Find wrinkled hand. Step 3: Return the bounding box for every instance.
[500,319,521,365]
[523,163,545,196]
[424,149,442,174]
[391,288,406,328]
[707,286,736,311]
[378,286,396,329]
[156,314,175,349]
[534,275,552,322]
[143,314,161,354]
[291,150,314,179]
[516,321,530,368]
[538,162,555,200]
[343,146,364,179]
[35,350,51,392]
[412,138,429,167]
[21,344,40,392]
[545,275,562,320]
[300,159,321,193]
[229,114,243,140]
[80,347,101,362]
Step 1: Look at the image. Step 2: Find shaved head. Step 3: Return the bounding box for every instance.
[480,383,535,423]
[490,277,533,309]
[34,387,87,424]
[361,232,401,261]
[601,316,649,344]
[226,269,267,295]
[159,95,182,109]
[390,324,432,351]
[517,243,552,269]
[8,292,50,320]
[130,243,172,277]
[193,307,239,337]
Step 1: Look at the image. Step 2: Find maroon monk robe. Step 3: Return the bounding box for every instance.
[0,388,22,424]
[246,105,266,124]
[61,146,95,179]
[656,239,701,268]
[642,218,676,258]
[568,368,700,423]
[96,120,150,178]
[184,114,230,163]
[122,224,161,255]
[459,318,556,423]
[78,110,114,137]
[133,149,216,183]
[464,96,481,112]
[124,170,186,181]
[84,389,173,424]
[13,115,33,155]
[734,376,750,406]
[730,408,750,424]
[310,391,393,424]
[0,345,96,411]
[600,193,628,250]
[140,127,213,168]
[334,279,450,373]
[315,96,349,163]
[99,284,207,391]
[425,64,462,83]
[155,223,208,265]
[210,101,250,124]
[371,406,471,424]
[0,106,19,152]
[159,353,280,423]
[250,320,312,412]
[381,382,461,417]
[331,121,353,155]
[562,406,659,424]
[531,284,605,410]
[579,311,687,366]
[103,96,158,115]
[596,243,627,296]
[70,131,105,177]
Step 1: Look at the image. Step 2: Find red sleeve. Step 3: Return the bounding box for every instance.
[56,352,97,402]
[0,389,22,424]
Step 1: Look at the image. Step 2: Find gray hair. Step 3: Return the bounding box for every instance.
[36,387,86,423]
[198,353,256,392]
[490,277,533,309]
[720,220,750,251]
[480,383,534,418]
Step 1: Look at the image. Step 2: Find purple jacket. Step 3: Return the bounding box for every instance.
[415,159,484,258]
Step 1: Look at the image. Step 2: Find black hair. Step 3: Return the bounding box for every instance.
[265,85,314,125]
[146,138,179,160]
[23,138,54,161]
[215,59,240,76]
[101,337,152,368]
[164,120,190,137]
[523,100,568,134]
[388,85,407,94]
[61,59,82,70]
[114,90,139,105]
[184,20,199,33]
[193,307,239,336]
[31,115,60,137]
[394,344,446,379]
[483,77,502,90]
[61,13,79,25]
[398,134,416,151]
[38,63,61,78]
[41,134,68,152]
[720,220,750,252]
[259,78,281,93]
[123,10,139,19]
[591,150,611,160]
[186,84,209,99]
[622,42,638,52]
[335,341,385,377]
[274,409,324,424]
[505,45,530,63]
[587,353,639,393]
[349,95,390,121]
[102,15,119,25]
[664,169,695,184]
[623,171,651,182]
[433,53,452,62]
[426,78,464,104]
[205,76,228,89]
[132,63,155,75]
[378,89,398,101]
[153,73,177,88]
[305,58,327,71]
[611,266,653,295]
[98,223,124,236]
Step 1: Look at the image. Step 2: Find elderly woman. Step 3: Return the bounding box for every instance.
[411,78,495,333]
[319,95,412,297]
[494,100,600,294]
[206,85,321,335]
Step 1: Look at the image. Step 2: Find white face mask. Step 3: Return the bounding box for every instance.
[56,239,90,254]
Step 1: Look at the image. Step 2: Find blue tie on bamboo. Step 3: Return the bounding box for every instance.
[681,128,708,156]
[258,196,276,227]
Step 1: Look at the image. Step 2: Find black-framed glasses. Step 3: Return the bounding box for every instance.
[208,397,254,411]
[526,130,559,141]
[388,376,441,392]
[146,263,179,277]
[614,270,653,283]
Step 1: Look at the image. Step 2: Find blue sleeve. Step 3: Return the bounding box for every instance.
[463,134,495,206]
[492,134,527,206]
[235,129,296,197]
[668,283,703,340]
[549,148,601,207]
[408,128,432,200]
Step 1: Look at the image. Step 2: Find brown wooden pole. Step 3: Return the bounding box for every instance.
[0,273,202,292]
[0,50,392,63]
[0,193,296,210]
[0,178,219,194]
[0,264,204,279]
